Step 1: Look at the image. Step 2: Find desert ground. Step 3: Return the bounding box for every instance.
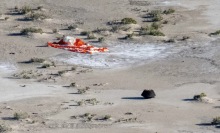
[0,0,220,133]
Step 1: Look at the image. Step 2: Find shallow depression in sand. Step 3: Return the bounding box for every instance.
[52,42,172,68]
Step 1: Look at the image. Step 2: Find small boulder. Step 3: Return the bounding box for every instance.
[141,90,156,99]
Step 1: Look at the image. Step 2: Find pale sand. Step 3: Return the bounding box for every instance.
[0,0,220,133]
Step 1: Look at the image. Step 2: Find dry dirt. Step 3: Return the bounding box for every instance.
[0,0,220,133]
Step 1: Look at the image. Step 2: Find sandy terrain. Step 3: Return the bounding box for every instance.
[0,0,220,133]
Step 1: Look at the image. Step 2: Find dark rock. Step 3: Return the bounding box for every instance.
[141,90,156,99]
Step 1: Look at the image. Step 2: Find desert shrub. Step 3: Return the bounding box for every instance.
[93,28,108,33]
[103,115,111,120]
[209,30,220,36]
[139,26,149,35]
[41,61,55,68]
[41,64,50,68]
[211,117,220,125]
[19,6,32,14]
[71,66,77,71]
[85,98,99,105]
[165,39,175,43]
[76,98,99,106]
[37,6,43,10]
[69,82,77,87]
[13,70,42,79]
[68,25,77,30]
[163,8,175,14]
[29,58,45,63]
[71,113,96,122]
[98,37,105,42]
[0,124,11,132]
[124,33,134,39]
[77,87,90,94]
[77,101,84,106]
[87,33,96,39]
[57,70,67,76]
[4,17,9,20]
[148,10,163,22]
[14,112,29,120]
[152,14,163,22]
[26,13,48,21]
[52,28,58,33]
[149,10,162,17]
[110,26,120,32]
[193,93,207,100]
[163,20,169,24]
[151,22,162,30]
[80,31,90,36]
[107,20,121,25]
[121,18,137,24]
[14,6,18,10]
[20,28,43,35]
[139,25,164,36]
[149,30,165,36]
[182,36,190,40]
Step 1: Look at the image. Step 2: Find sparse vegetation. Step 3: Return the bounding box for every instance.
[87,33,96,39]
[77,87,90,94]
[20,27,43,35]
[209,30,220,36]
[139,24,165,36]
[103,115,111,120]
[93,28,108,33]
[98,37,105,42]
[41,64,50,68]
[149,10,162,17]
[77,101,84,106]
[182,36,190,41]
[163,8,175,14]
[52,28,58,33]
[67,25,77,30]
[13,70,43,79]
[152,14,163,22]
[14,112,29,120]
[25,13,48,21]
[69,82,77,87]
[164,39,175,43]
[71,66,77,71]
[149,30,165,36]
[211,117,220,125]
[148,10,163,22]
[110,26,120,32]
[41,61,55,68]
[151,22,162,30]
[0,124,11,132]
[163,20,169,24]
[124,33,134,39]
[57,70,68,76]
[37,6,43,10]
[107,20,121,25]
[19,6,33,14]
[29,58,45,63]
[76,98,99,106]
[115,117,137,123]
[121,18,137,24]
[80,31,90,36]
[193,93,207,101]
[70,113,96,122]
[4,17,9,20]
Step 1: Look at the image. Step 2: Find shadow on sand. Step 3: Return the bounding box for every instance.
[182,98,195,101]
[2,117,15,121]
[121,97,145,100]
